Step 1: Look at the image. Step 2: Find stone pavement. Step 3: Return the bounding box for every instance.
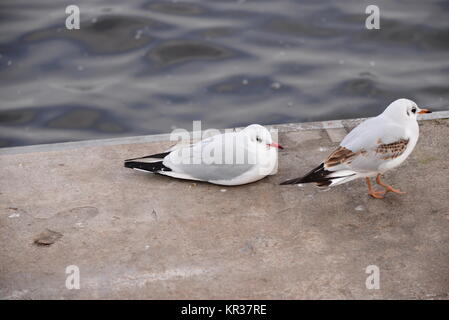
[0,113,448,299]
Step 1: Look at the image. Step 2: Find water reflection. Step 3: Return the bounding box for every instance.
[208,76,291,96]
[264,18,342,38]
[146,1,205,15]
[149,41,232,66]
[24,15,157,54]
[48,108,101,129]
[0,109,35,125]
[0,0,448,147]
[338,78,381,97]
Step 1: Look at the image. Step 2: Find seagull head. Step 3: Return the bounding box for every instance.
[382,98,431,122]
[242,124,283,149]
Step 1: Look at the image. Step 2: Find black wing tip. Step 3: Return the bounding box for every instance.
[124,152,170,162]
[124,160,171,172]
[280,177,305,185]
[124,161,140,169]
[280,163,329,186]
[280,163,356,187]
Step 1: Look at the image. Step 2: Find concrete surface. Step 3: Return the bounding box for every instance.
[0,116,448,299]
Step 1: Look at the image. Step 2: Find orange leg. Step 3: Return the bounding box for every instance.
[365,177,385,199]
[376,174,406,195]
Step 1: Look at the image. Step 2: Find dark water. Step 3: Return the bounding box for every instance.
[0,0,448,147]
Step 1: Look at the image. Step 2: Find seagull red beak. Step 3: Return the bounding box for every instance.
[267,142,283,149]
[418,108,431,114]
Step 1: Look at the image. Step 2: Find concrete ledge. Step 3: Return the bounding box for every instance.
[1,111,447,156]
[0,114,448,299]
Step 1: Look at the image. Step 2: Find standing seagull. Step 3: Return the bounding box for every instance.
[280,99,431,198]
[124,124,283,186]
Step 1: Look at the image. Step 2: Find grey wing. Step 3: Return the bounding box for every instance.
[163,132,256,181]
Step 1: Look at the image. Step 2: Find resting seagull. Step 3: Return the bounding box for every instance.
[280,98,431,198]
[124,124,283,186]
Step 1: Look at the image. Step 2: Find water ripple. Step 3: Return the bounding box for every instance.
[0,0,448,147]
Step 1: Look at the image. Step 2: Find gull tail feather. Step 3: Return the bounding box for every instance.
[280,163,357,187]
[124,160,171,173]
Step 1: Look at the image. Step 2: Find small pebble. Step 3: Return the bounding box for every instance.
[355,205,365,211]
[33,229,63,246]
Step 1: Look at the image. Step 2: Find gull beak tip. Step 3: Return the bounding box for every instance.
[418,108,432,114]
[268,143,284,149]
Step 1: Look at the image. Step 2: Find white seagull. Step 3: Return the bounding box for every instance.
[124,124,283,186]
[280,98,431,198]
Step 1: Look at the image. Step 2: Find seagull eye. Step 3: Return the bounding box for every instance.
[411,107,417,114]
[256,136,262,143]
